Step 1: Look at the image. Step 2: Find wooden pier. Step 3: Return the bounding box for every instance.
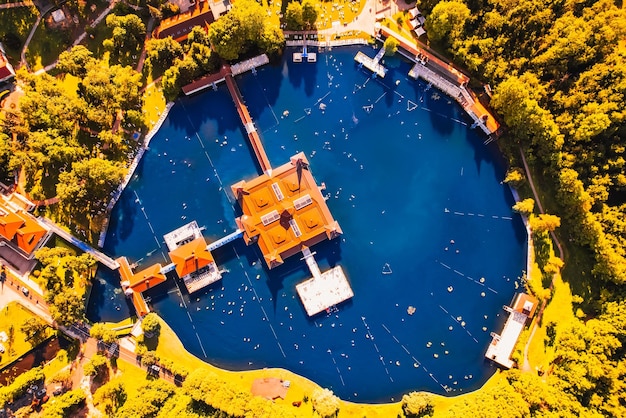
[380,27,499,136]
[225,73,273,174]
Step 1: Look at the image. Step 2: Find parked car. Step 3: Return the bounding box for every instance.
[36,388,46,398]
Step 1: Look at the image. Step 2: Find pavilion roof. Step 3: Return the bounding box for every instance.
[168,237,215,278]
[232,153,342,268]
[128,263,166,293]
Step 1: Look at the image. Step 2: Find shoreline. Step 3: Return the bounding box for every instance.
[91,44,523,406]
[97,101,175,248]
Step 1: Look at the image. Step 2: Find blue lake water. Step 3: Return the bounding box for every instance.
[87,46,527,402]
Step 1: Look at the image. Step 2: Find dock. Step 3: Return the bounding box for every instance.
[38,217,120,270]
[182,54,269,96]
[354,49,387,78]
[379,27,499,136]
[231,54,269,76]
[225,73,273,174]
[485,293,538,368]
[293,44,317,63]
[295,247,353,316]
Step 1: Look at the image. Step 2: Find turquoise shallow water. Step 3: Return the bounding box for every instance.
[87,46,527,402]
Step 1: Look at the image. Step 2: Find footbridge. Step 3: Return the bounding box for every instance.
[301,246,322,279]
[38,218,120,270]
[206,229,243,252]
[224,73,273,174]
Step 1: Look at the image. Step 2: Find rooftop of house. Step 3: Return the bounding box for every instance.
[168,236,216,278]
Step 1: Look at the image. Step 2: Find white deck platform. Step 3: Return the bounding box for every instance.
[354,51,387,78]
[296,265,353,316]
[485,309,526,368]
[163,221,203,251]
[182,265,222,294]
[485,293,536,368]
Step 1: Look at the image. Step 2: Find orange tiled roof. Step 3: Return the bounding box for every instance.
[0,211,24,240]
[129,263,166,293]
[132,291,150,317]
[232,153,342,269]
[117,256,166,316]
[0,51,15,82]
[168,236,215,278]
[15,217,47,254]
[154,2,214,42]
[0,202,47,254]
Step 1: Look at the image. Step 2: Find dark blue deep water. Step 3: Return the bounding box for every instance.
[87,47,527,402]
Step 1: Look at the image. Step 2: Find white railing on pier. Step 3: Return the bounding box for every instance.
[408,63,492,135]
[206,229,243,252]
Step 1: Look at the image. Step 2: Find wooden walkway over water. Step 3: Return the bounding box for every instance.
[224,72,273,174]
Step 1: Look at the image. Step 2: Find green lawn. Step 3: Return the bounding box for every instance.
[25,20,73,70]
[0,6,38,63]
[0,302,52,368]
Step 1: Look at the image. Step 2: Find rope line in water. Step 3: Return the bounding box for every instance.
[236,249,286,358]
[380,323,448,392]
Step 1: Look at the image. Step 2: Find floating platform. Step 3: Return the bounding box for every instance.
[296,265,353,316]
[485,293,538,368]
[354,50,387,78]
[163,221,203,251]
[293,51,317,63]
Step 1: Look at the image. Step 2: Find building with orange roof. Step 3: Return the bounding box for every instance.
[0,43,15,84]
[168,236,221,293]
[154,0,230,43]
[231,153,342,269]
[118,257,167,317]
[15,217,47,254]
[0,201,48,256]
[0,211,23,240]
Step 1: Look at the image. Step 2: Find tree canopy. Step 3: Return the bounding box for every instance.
[208,0,284,61]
